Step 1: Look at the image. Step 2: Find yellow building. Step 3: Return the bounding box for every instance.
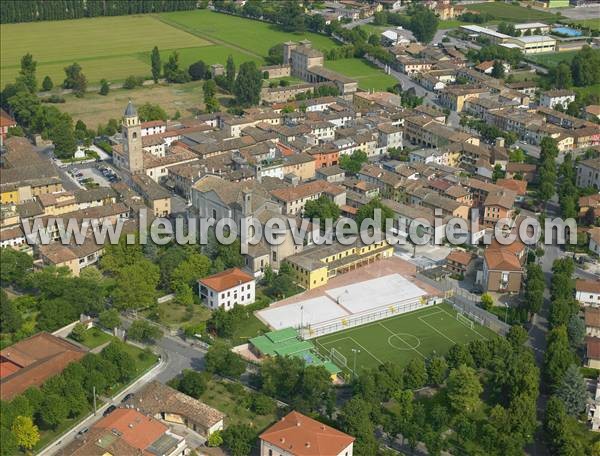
[285,237,394,290]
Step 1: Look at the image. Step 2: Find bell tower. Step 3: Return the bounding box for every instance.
[122,100,143,174]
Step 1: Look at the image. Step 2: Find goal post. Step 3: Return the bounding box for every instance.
[456,312,474,329]
[330,347,348,368]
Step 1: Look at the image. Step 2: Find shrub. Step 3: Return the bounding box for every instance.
[122,75,144,90]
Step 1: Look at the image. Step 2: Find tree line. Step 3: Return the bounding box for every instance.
[0,0,197,24]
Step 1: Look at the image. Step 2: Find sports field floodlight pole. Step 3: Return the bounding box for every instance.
[351,348,360,378]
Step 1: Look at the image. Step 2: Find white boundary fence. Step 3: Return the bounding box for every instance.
[300,296,440,339]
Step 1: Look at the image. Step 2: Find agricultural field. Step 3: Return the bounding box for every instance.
[58,80,208,127]
[324,58,397,91]
[159,9,339,58]
[527,49,579,68]
[467,2,562,23]
[315,303,496,373]
[0,15,209,85]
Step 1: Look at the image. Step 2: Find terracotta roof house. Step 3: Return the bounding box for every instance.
[587,337,600,369]
[198,267,256,311]
[445,249,476,276]
[57,408,186,456]
[576,279,600,306]
[496,178,527,196]
[0,332,87,400]
[259,410,355,456]
[586,307,600,338]
[481,245,523,293]
[124,380,225,437]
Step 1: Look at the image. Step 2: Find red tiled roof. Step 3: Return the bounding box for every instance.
[483,248,521,271]
[587,337,600,360]
[577,279,600,294]
[260,411,354,456]
[446,249,475,266]
[198,267,254,293]
[94,408,167,451]
[0,109,16,128]
[0,332,87,400]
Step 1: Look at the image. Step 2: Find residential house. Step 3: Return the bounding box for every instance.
[124,380,225,437]
[587,337,600,370]
[481,245,523,292]
[269,180,346,216]
[446,249,477,276]
[0,109,16,143]
[577,279,600,307]
[586,307,600,338]
[576,158,600,190]
[58,408,186,456]
[483,190,516,226]
[540,89,576,109]
[259,411,354,456]
[198,267,255,310]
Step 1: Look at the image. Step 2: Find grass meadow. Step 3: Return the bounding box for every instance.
[0,15,209,84]
[466,2,562,22]
[527,49,579,68]
[325,58,397,91]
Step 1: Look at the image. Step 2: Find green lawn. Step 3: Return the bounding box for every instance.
[324,58,397,91]
[0,15,209,84]
[526,49,579,68]
[565,18,600,31]
[315,303,496,373]
[467,2,561,22]
[73,327,112,349]
[199,378,277,431]
[159,10,339,58]
[144,299,212,330]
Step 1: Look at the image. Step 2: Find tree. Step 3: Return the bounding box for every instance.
[337,397,378,455]
[17,53,37,93]
[226,55,236,91]
[550,62,572,89]
[123,75,143,89]
[427,356,447,386]
[408,6,439,43]
[480,293,493,310]
[446,365,482,413]
[544,326,575,390]
[151,46,161,83]
[222,424,256,456]
[0,426,18,456]
[0,247,33,286]
[69,322,87,342]
[0,290,22,333]
[112,260,159,310]
[339,150,368,174]
[188,60,207,81]
[570,46,600,87]
[233,61,262,107]
[11,416,39,450]
[557,364,588,416]
[39,394,68,429]
[251,393,275,415]
[170,252,211,289]
[203,79,219,113]
[138,102,167,122]
[356,198,394,232]
[63,63,87,97]
[97,78,109,96]
[41,75,53,91]
[567,315,585,349]
[403,358,427,389]
[205,341,246,378]
[127,319,162,342]
[491,60,505,79]
[207,430,223,447]
[265,44,284,65]
[177,369,208,398]
[163,51,190,83]
[509,148,525,163]
[303,195,341,226]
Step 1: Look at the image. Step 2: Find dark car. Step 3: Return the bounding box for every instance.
[76,428,89,438]
[103,405,116,417]
[121,393,134,403]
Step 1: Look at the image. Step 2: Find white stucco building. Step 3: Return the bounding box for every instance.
[198,267,256,310]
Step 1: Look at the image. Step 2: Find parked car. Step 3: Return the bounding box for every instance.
[121,393,134,403]
[76,428,89,438]
[103,405,116,417]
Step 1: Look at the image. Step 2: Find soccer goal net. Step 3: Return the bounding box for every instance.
[456,312,474,329]
[331,348,348,368]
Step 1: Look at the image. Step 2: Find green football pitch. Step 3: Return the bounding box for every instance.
[314,303,496,373]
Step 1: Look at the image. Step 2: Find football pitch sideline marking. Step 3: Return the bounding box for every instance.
[418,313,458,346]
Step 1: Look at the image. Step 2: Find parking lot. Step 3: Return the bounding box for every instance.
[67,164,120,189]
